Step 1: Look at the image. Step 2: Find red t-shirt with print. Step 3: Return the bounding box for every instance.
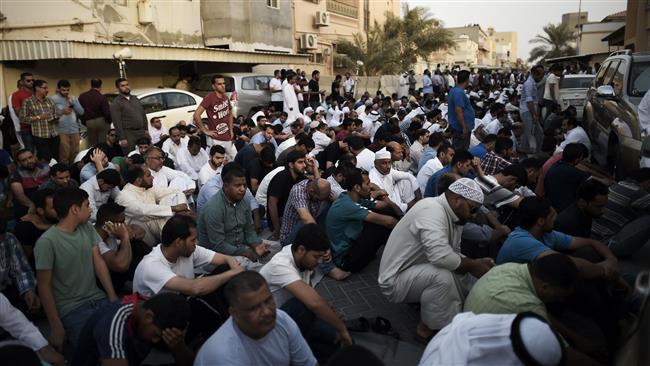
[200,92,232,141]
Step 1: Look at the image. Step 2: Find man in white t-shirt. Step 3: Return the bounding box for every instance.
[417,144,454,193]
[133,215,243,341]
[199,144,225,187]
[269,70,284,113]
[194,271,317,366]
[556,116,591,157]
[542,64,563,121]
[260,224,352,361]
[343,72,355,97]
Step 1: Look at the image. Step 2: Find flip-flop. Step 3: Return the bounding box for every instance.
[344,316,370,332]
[371,317,401,340]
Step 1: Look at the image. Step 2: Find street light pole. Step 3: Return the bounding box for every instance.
[576,0,582,55]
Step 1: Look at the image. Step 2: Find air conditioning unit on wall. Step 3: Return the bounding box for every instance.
[300,33,318,50]
[315,11,330,27]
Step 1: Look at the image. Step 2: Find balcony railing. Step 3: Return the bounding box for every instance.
[326,0,359,18]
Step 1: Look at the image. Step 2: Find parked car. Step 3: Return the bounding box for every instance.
[106,88,206,130]
[559,74,594,120]
[583,50,650,177]
[194,73,273,118]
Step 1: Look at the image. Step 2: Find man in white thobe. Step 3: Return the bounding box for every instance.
[378,178,495,340]
[175,137,209,182]
[368,147,419,213]
[283,72,300,123]
[116,164,190,246]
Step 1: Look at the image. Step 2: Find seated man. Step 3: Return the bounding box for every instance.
[497,196,618,280]
[39,163,79,191]
[199,144,226,187]
[326,169,398,272]
[0,219,39,313]
[194,271,317,366]
[133,216,243,341]
[480,137,513,176]
[80,168,121,222]
[544,143,595,212]
[369,147,420,213]
[80,146,117,184]
[148,116,168,145]
[245,145,276,195]
[143,146,195,199]
[378,178,495,342]
[161,126,187,163]
[127,136,152,157]
[260,224,352,363]
[94,202,150,292]
[0,293,63,366]
[116,164,190,246]
[279,178,330,246]
[555,179,609,238]
[72,293,192,366]
[276,134,315,167]
[419,312,562,366]
[12,189,58,262]
[35,188,117,350]
[464,254,600,364]
[424,150,476,198]
[592,167,650,257]
[474,163,527,211]
[176,136,209,182]
[416,143,454,193]
[198,164,274,269]
[9,149,50,219]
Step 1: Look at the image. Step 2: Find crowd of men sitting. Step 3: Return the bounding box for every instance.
[0,65,648,366]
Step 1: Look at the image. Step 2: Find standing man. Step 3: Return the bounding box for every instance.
[307,70,324,111]
[194,75,237,161]
[283,71,300,123]
[543,64,563,122]
[448,71,475,150]
[11,73,35,151]
[79,79,112,147]
[19,80,59,161]
[269,70,284,113]
[344,72,355,98]
[50,80,84,166]
[520,65,544,152]
[408,70,417,96]
[110,78,147,153]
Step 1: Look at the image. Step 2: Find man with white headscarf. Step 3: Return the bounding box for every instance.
[419,312,564,366]
[378,178,496,342]
[369,147,420,213]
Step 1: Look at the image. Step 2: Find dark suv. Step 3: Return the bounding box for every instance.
[584,50,650,177]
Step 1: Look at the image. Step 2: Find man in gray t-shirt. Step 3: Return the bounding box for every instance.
[195,271,316,366]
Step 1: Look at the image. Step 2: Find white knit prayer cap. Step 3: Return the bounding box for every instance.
[448,178,484,204]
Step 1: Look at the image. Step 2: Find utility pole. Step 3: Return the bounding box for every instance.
[576,0,582,54]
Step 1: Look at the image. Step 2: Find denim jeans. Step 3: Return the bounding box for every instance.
[61,297,109,347]
[520,111,543,152]
[280,297,338,364]
[19,132,34,152]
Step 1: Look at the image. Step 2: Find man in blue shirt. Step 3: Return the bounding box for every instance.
[50,79,84,166]
[497,197,618,281]
[422,70,433,96]
[469,134,496,160]
[447,70,475,150]
[519,65,544,153]
[424,150,475,197]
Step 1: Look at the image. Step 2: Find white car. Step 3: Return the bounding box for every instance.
[559,74,595,121]
[107,88,207,130]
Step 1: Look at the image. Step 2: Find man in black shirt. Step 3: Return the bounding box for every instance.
[555,179,608,237]
[12,188,57,265]
[234,141,274,168]
[544,143,590,212]
[104,129,124,161]
[307,70,324,111]
[245,145,276,194]
[317,139,348,170]
[267,150,318,240]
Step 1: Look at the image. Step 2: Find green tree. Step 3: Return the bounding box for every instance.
[335,5,453,76]
[528,23,576,63]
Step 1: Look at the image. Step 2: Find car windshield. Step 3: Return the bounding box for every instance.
[560,77,594,89]
[628,60,650,97]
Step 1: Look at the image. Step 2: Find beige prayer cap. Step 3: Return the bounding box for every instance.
[374,147,391,161]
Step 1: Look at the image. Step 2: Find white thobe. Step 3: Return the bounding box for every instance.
[310,130,331,157]
[176,148,209,181]
[355,148,375,173]
[115,183,187,245]
[556,126,591,156]
[161,138,187,162]
[80,175,120,222]
[416,157,444,193]
[282,82,300,123]
[199,162,222,187]
[368,167,418,213]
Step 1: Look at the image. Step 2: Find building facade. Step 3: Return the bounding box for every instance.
[447,25,491,66]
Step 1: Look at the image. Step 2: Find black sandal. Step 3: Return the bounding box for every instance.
[345,316,370,332]
[371,317,400,340]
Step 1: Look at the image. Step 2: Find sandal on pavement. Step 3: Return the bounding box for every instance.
[371,317,401,340]
[345,316,370,332]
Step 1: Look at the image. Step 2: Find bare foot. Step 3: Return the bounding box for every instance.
[328,267,351,281]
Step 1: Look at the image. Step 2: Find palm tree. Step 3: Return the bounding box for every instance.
[335,5,453,76]
[528,23,576,63]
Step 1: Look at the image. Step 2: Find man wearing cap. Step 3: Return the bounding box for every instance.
[378,178,496,342]
[419,312,564,366]
[369,147,420,213]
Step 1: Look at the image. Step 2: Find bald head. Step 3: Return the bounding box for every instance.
[386,141,403,162]
[309,178,331,201]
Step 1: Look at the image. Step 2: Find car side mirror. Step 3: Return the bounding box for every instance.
[596,85,616,98]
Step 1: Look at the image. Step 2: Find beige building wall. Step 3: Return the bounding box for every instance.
[293,0,400,75]
[579,22,626,54]
[624,0,650,52]
[562,11,589,35]
[447,26,490,66]
[494,31,518,63]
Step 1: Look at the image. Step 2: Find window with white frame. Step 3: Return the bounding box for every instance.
[267,0,279,9]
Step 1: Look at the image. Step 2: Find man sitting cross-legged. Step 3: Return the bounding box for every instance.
[260,224,352,363]
[133,215,243,342]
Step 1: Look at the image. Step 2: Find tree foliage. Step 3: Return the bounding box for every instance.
[335,5,454,76]
[528,23,576,63]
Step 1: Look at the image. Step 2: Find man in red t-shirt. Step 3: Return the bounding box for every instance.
[11,72,35,150]
[194,75,237,161]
